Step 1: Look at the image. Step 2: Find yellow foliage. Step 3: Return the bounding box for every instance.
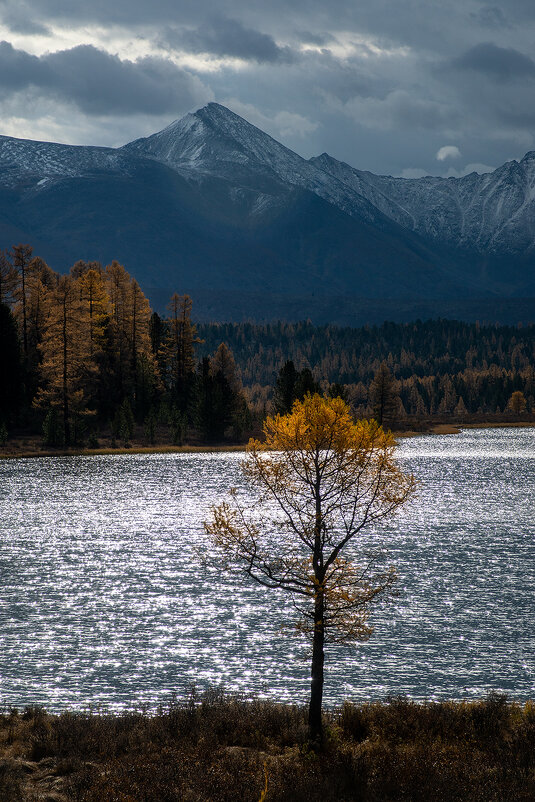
[206,394,415,645]
[252,393,393,455]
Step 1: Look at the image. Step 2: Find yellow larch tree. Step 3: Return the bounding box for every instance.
[26,257,58,364]
[160,293,201,410]
[103,261,155,411]
[78,267,109,359]
[508,390,527,415]
[10,243,34,358]
[128,278,156,412]
[35,275,94,445]
[104,260,134,402]
[0,249,18,306]
[205,394,416,745]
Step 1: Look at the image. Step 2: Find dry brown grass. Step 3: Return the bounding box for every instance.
[0,440,246,460]
[1,693,534,801]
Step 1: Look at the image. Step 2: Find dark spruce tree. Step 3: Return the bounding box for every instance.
[369,361,399,427]
[0,302,23,426]
[150,311,165,364]
[272,360,300,414]
[272,361,321,414]
[193,357,235,442]
[328,382,350,403]
[161,294,201,418]
[296,367,321,399]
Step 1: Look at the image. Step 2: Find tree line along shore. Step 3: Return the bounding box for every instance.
[1,243,534,454]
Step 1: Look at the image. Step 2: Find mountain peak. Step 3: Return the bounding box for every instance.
[155,102,243,137]
[196,101,248,121]
[118,104,535,255]
[123,102,300,175]
[3,104,535,321]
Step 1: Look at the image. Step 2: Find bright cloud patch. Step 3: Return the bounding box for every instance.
[436,145,461,161]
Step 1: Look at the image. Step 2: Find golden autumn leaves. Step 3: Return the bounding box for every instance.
[206,394,414,644]
[205,394,415,738]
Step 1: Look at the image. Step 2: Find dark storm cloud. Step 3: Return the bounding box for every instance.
[173,16,294,63]
[1,8,49,36]
[0,41,46,89]
[0,0,173,26]
[2,0,535,175]
[1,0,289,28]
[0,42,209,114]
[453,42,535,81]
[431,39,535,139]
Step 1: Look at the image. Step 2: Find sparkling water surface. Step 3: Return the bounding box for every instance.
[1,427,534,711]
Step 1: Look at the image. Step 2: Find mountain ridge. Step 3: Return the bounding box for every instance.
[1,102,535,324]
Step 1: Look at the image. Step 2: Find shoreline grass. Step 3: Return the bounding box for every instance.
[1,693,533,801]
[1,419,535,460]
[0,442,247,460]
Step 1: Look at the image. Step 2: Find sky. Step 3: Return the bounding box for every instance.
[1,0,535,177]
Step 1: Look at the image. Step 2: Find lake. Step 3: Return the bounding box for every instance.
[1,426,534,711]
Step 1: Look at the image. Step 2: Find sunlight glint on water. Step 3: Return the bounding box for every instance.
[1,426,534,711]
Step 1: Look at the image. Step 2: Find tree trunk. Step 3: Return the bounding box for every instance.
[308,588,325,745]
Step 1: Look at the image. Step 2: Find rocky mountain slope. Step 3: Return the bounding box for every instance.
[0,103,534,323]
[311,151,535,255]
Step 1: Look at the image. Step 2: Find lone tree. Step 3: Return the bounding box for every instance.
[205,394,415,744]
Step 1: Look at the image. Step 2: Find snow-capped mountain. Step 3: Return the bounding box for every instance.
[122,103,386,225]
[311,151,535,255]
[0,102,534,323]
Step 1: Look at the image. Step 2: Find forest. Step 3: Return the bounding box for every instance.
[0,244,255,448]
[197,319,535,422]
[1,243,534,450]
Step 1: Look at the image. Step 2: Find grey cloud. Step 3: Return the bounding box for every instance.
[0,42,210,115]
[434,41,535,138]
[0,0,483,51]
[45,46,208,114]
[3,0,535,179]
[346,90,455,132]
[0,42,51,90]
[294,30,335,46]
[1,5,50,36]
[469,6,511,30]
[0,0,175,26]
[167,17,294,63]
[0,0,315,28]
[452,42,535,81]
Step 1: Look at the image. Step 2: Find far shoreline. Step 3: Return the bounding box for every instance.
[395,420,535,438]
[1,420,534,460]
[0,442,247,460]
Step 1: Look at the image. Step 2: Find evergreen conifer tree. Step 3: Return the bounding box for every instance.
[369,362,399,427]
[0,302,23,423]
